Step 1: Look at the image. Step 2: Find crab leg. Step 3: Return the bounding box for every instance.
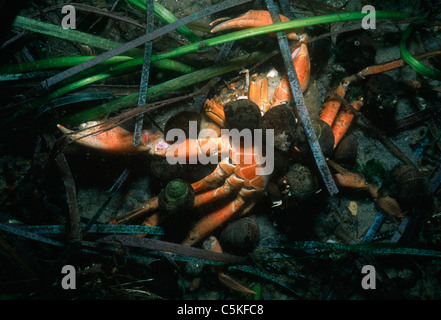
[204,99,226,127]
[331,99,363,148]
[57,122,169,156]
[193,168,246,207]
[329,160,404,219]
[319,80,350,128]
[191,157,235,192]
[110,197,159,225]
[248,76,270,113]
[204,236,256,295]
[181,193,248,247]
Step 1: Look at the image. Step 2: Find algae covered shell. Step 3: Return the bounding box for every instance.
[296,119,334,157]
[261,104,297,152]
[223,99,261,131]
[158,179,195,217]
[286,163,318,201]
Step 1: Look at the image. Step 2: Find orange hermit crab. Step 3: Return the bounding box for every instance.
[57,10,389,248]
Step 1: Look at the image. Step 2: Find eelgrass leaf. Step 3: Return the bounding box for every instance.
[400,22,441,80]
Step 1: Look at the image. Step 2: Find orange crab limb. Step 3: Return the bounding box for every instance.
[249,76,270,113]
[110,197,159,225]
[211,10,300,40]
[331,99,363,148]
[57,123,149,155]
[291,43,310,94]
[319,81,350,127]
[191,157,235,193]
[57,122,169,156]
[204,99,226,127]
[270,43,310,107]
[167,136,229,165]
[193,172,244,207]
[181,194,248,247]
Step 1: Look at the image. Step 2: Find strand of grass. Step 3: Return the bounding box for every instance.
[0,71,58,82]
[133,0,155,146]
[0,56,133,74]
[36,93,116,118]
[127,0,200,43]
[270,241,441,258]
[152,10,411,62]
[400,23,441,80]
[61,51,266,125]
[12,15,142,57]
[229,265,300,296]
[15,224,165,236]
[0,55,195,78]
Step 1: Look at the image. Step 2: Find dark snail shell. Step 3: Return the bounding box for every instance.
[261,104,297,152]
[332,133,358,167]
[393,165,433,212]
[286,163,318,201]
[363,74,398,130]
[158,179,195,217]
[218,215,260,255]
[335,29,376,74]
[296,119,334,157]
[223,99,261,131]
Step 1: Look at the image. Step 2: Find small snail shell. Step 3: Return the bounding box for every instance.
[296,119,334,158]
[332,133,358,167]
[158,179,195,217]
[261,104,297,152]
[223,99,261,131]
[219,215,260,255]
[393,165,432,212]
[286,163,318,201]
[363,74,398,131]
[335,29,376,74]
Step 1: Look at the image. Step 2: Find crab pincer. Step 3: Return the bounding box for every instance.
[211,10,301,40]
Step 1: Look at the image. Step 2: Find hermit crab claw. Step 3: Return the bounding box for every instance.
[211,10,301,41]
[57,122,153,155]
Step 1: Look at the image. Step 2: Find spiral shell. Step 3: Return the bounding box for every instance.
[158,179,195,217]
[219,215,260,255]
[393,165,432,211]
